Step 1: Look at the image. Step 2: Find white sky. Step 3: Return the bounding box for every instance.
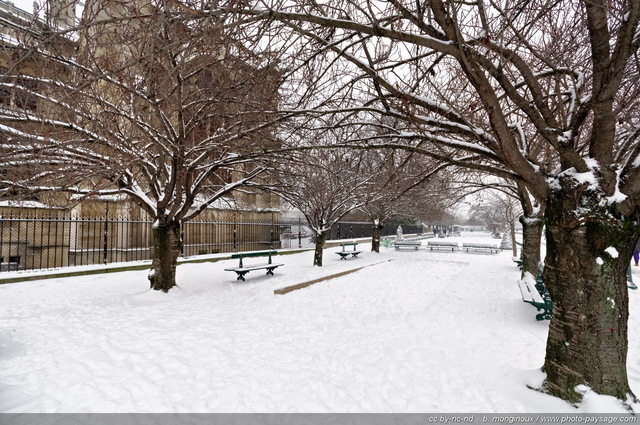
[5,0,36,14]
[5,0,84,20]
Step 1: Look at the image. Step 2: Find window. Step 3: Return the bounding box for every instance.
[0,67,39,111]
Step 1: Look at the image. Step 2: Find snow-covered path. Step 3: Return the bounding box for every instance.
[1,234,638,413]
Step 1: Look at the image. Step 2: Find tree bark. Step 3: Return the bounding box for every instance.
[542,186,638,403]
[371,223,383,253]
[313,231,326,266]
[149,220,182,292]
[520,213,544,278]
[509,221,518,258]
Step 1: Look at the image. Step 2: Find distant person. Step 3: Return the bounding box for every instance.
[634,237,640,266]
[628,265,638,290]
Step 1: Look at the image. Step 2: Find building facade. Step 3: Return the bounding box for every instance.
[0,0,283,271]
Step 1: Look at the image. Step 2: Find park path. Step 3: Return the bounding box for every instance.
[0,239,592,413]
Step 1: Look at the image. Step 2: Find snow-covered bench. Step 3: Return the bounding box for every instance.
[224,251,284,281]
[462,242,499,254]
[394,240,421,250]
[518,262,552,321]
[427,241,459,251]
[336,242,362,260]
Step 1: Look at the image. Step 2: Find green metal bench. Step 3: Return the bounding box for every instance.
[224,251,284,281]
[427,241,459,251]
[393,240,422,250]
[462,242,499,254]
[336,242,362,260]
[518,262,552,321]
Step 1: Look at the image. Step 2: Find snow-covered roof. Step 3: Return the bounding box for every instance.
[0,199,65,209]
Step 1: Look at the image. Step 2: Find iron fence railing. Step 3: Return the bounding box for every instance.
[327,221,423,240]
[0,214,422,273]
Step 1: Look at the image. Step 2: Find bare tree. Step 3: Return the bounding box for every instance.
[0,1,284,292]
[512,182,545,278]
[267,144,375,266]
[475,187,523,257]
[204,0,640,403]
[360,150,454,252]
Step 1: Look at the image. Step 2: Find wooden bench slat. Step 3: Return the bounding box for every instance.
[225,262,284,272]
[394,241,421,250]
[518,266,552,321]
[336,250,362,259]
[231,251,277,259]
[462,243,498,253]
[462,243,497,248]
[427,241,458,251]
[518,278,544,304]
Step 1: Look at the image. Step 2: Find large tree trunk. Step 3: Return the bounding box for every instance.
[371,222,383,253]
[542,187,638,403]
[313,231,326,266]
[149,220,182,292]
[520,213,544,278]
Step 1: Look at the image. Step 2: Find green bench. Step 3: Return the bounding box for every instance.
[518,262,552,321]
[462,242,499,254]
[336,242,362,260]
[224,250,284,281]
[394,240,422,250]
[427,241,459,251]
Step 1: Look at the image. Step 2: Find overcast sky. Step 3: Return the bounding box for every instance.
[7,0,34,13]
[6,0,87,24]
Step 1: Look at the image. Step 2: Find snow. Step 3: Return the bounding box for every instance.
[1,232,640,414]
[605,247,619,259]
[606,170,629,204]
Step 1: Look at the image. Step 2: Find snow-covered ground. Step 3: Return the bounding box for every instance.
[1,232,640,413]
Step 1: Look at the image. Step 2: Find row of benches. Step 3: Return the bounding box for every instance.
[222,240,500,282]
[224,242,364,281]
[394,240,500,253]
[215,244,554,324]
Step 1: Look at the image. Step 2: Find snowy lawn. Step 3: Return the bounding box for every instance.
[1,233,640,413]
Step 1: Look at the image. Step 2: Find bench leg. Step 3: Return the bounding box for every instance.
[266,267,276,276]
[236,271,248,281]
[535,308,552,321]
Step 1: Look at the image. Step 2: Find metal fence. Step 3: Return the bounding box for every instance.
[327,221,423,241]
[0,214,420,273]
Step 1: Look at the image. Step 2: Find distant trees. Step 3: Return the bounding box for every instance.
[0,1,284,292]
[359,149,453,252]
[466,186,522,257]
[267,144,375,266]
